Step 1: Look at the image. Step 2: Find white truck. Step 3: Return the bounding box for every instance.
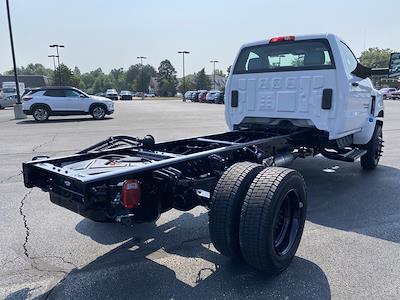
[23,34,399,275]
[1,81,25,98]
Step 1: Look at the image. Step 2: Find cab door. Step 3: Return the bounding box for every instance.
[339,42,372,131]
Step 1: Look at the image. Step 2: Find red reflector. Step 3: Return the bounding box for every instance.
[122,179,141,209]
[269,36,295,43]
[22,96,32,101]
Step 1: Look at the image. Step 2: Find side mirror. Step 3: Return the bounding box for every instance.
[351,63,371,79]
[389,53,400,78]
[79,94,86,98]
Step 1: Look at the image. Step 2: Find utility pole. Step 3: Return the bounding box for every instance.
[6,0,26,119]
[178,51,190,100]
[137,56,147,100]
[210,60,219,90]
[49,44,64,85]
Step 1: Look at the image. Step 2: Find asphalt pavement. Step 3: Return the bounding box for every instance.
[0,100,399,299]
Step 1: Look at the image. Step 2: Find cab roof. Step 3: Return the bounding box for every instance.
[240,33,339,49]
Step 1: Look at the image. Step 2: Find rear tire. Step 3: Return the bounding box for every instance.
[90,105,106,120]
[361,122,383,170]
[32,106,50,122]
[239,167,307,275]
[209,162,264,259]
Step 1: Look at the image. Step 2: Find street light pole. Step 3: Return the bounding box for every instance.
[49,44,64,85]
[178,51,190,100]
[6,0,26,119]
[210,60,219,90]
[137,56,147,100]
[48,55,58,73]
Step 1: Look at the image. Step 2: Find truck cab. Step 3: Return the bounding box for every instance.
[225,33,383,145]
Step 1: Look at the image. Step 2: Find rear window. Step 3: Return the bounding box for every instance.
[44,89,65,97]
[233,39,335,74]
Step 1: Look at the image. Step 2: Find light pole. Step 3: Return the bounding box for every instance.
[6,0,26,119]
[137,56,147,100]
[178,51,190,100]
[210,60,219,90]
[49,44,64,85]
[48,55,58,73]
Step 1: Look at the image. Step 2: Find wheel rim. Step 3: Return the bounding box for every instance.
[375,131,383,162]
[34,108,48,121]
[273,189,302,256]
[93,107,105,118]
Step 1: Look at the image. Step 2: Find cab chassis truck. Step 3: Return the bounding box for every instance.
[23,34,398,274]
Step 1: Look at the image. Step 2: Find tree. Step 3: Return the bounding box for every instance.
[126,64,141,90]
[135,64,156,93]
[4,63,53,78]
[194,68,211,90]
[359,48,393,87]
[110,68,126,91]
[359,47,392,68]
[53,64,74,86]
[157,60,178,96]
[177,75,195,93]
[214,69,225,77]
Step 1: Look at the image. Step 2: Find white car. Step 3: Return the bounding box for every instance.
[206,90,219,102]
[105,89,119,100]
[0,94,18,109]
[22,87,114,122]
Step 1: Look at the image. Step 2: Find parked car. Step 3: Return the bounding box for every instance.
[120,90,133,100]
[134,92,144,98]
[191,91,202,102]
[22,86,114,122]
[105,89,119,100]
[145,93,156,97]
[214,91,225,104]
[184,91,192,100]
[380,88,397,99]
[198,90,208,102]
[0,94,18,109]
[206,90,219,103]
[388,89,400,100]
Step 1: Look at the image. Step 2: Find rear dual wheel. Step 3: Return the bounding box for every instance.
[209,163,307,275]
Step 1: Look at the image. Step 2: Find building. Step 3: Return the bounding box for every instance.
[0,75,49,89]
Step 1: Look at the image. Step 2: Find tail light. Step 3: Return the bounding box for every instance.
[269,36,295,43]
[22,96,32,101]
[122,179,141,209]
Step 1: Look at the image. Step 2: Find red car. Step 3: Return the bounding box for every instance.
[388,90,400,100]
[198,90,208,102]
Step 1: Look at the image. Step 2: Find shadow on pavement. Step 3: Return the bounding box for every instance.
[16,117,112,124]
[13,155,397,299]
[293,156,400,244]
[35,212,330,299]
[4,288,34,300]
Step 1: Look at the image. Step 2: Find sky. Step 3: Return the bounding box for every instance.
[1,0,399,77]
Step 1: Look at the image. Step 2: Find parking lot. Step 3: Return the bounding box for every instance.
[0,99,400,299]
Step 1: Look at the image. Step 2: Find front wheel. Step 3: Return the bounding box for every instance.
[360,122,383,170]
[91,105,106,120]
